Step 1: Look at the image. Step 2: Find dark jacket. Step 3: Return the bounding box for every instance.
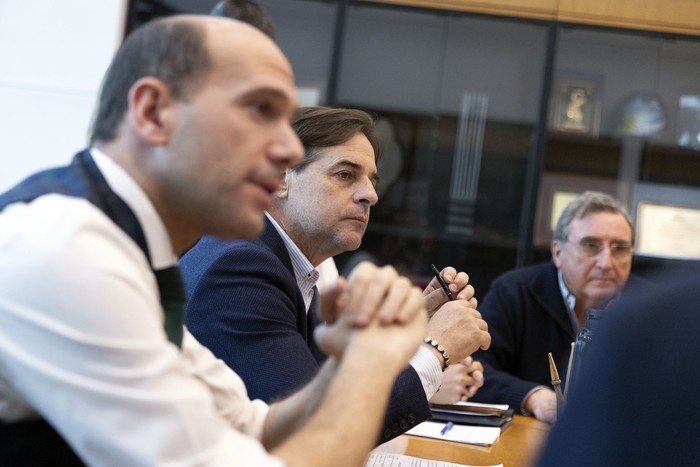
[471,261,648,410]
[182,219,431,442]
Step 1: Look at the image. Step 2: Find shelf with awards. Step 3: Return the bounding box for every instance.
[141,0,700,292]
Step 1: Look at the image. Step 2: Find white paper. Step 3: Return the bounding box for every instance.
[450,401,509,411]
[365,452,502,467]
[405,421,501,446]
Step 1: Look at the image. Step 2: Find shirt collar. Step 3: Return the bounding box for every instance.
[91,148,177,270]
[266,212,319,312]
[557,268,580,334]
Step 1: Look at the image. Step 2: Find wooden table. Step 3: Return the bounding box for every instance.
[374,415,550,467]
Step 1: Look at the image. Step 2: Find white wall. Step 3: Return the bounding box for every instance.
[0,0,127,191]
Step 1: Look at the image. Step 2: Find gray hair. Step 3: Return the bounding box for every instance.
[553,191,634,245]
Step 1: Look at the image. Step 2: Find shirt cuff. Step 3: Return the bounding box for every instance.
[409,345,443,399]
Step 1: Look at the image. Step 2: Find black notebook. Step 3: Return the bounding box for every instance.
[430,402,514,428]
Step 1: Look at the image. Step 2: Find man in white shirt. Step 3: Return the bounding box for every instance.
[0,15,427,466]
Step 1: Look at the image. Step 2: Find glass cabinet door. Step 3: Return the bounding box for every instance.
[538,26,700,266]
[128,0,700,287]
[334,4,549,290]
[257,0,337,103]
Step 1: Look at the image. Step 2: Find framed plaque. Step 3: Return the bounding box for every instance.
[636,203,700,259]
[632,182,700,259]
[549,75,602,137]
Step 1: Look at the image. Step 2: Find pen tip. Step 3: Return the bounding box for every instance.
[548,352,560,381]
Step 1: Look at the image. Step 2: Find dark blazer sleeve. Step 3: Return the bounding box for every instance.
[380,366,431,442]
[184,240,320,402]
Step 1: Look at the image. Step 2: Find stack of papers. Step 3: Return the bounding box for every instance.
[405,421,502,446]
[365,452,502,467]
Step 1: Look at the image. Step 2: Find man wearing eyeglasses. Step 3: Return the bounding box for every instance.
[470,191,646,424]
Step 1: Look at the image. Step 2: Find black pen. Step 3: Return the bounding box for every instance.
[431,264,455,301]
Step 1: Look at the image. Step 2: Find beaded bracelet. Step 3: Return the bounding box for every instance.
[423,337,450,370]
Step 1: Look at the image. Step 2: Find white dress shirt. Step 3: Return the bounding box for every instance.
[0,150,284,466]
[557,269,581,334]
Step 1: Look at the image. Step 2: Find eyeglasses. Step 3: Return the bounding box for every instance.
[566,238,633,261]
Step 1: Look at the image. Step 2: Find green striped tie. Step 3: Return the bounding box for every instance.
[154,266,185,347]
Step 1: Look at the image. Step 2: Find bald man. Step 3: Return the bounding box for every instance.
[0,16,427,466]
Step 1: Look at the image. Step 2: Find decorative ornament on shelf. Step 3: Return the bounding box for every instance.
[615,92,667,138]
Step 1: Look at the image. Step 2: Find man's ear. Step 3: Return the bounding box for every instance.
[276,170,292,199]
[128,77,173,145]
[551,239,563,268]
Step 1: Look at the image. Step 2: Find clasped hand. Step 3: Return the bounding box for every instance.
[430,356,484,404]
[314,262,427,367]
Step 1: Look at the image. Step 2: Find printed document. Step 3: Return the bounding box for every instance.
[365,452,502,467]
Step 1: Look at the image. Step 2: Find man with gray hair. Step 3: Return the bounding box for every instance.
[471,191,647,424]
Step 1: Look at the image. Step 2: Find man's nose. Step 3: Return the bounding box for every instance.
[595,246,614,269]
[356,179,378,206]
[270,124,304,170]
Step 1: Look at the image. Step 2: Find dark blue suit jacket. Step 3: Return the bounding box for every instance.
[537,266,700,466]
[471,262,648,410]
[181,218,430,442]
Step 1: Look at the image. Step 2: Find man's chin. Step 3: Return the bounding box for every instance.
[339,235,363,252]
[216,214,265,240]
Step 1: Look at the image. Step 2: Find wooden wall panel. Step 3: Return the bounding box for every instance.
[366,0,700,36]
[364,0,556,21]
[558,0,700,36]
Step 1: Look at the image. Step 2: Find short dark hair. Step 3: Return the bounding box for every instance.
[210,0,275,39]
[90,18,211,144]
[553,190,634,245]
[291,106,381,173]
